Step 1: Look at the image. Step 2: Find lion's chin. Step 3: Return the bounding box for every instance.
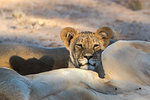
[80,64,95,70]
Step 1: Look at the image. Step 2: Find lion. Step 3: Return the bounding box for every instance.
[61,27,114,78]
[0,43,69,75]
[0,27,113,76]
[102,40,150,85]
[0,67,145,100]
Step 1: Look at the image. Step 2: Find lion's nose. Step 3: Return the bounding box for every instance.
[84,54,93,60]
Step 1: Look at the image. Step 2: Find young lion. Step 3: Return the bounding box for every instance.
[61,27,113,78]
[0,27,113,76]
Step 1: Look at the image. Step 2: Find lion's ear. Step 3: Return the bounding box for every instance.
[61,27,78,49]
[95,27,113,49]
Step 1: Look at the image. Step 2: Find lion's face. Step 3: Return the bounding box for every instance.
[69,34,102,70]
[61,27,113,71]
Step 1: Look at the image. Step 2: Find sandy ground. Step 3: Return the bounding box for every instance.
[0,0,150,47]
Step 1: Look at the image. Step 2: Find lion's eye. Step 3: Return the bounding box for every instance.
[76,44,83,48]
[102,36,106,39]
[102,36,108,40]
[93,44,99,49]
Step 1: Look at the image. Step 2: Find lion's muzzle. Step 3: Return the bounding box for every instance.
[78,57,96,70]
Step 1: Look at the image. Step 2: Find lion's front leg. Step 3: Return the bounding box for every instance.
[68,60,76,68]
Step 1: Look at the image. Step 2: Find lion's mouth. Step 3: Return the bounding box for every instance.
[79,63,96,70]
[78,58,97,70]
[80,63,96,66]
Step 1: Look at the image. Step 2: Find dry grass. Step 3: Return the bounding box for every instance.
[113,0,143,11]
[127,0,143,11]
[12,10,26,19]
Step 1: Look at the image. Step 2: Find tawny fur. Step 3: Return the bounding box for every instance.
[0,43,69,75]
[1,40,150,100]
[1,67,149,100]
[102,40,150,85]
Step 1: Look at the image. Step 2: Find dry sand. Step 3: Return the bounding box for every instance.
[0,0,150,47]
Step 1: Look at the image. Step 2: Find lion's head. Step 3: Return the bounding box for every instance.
[61,27,113,72]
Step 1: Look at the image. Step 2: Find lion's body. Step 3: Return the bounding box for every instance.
[1,67,149,100]
[1,40,150,99]
[102,40,150,85]
[0,43,69,75]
